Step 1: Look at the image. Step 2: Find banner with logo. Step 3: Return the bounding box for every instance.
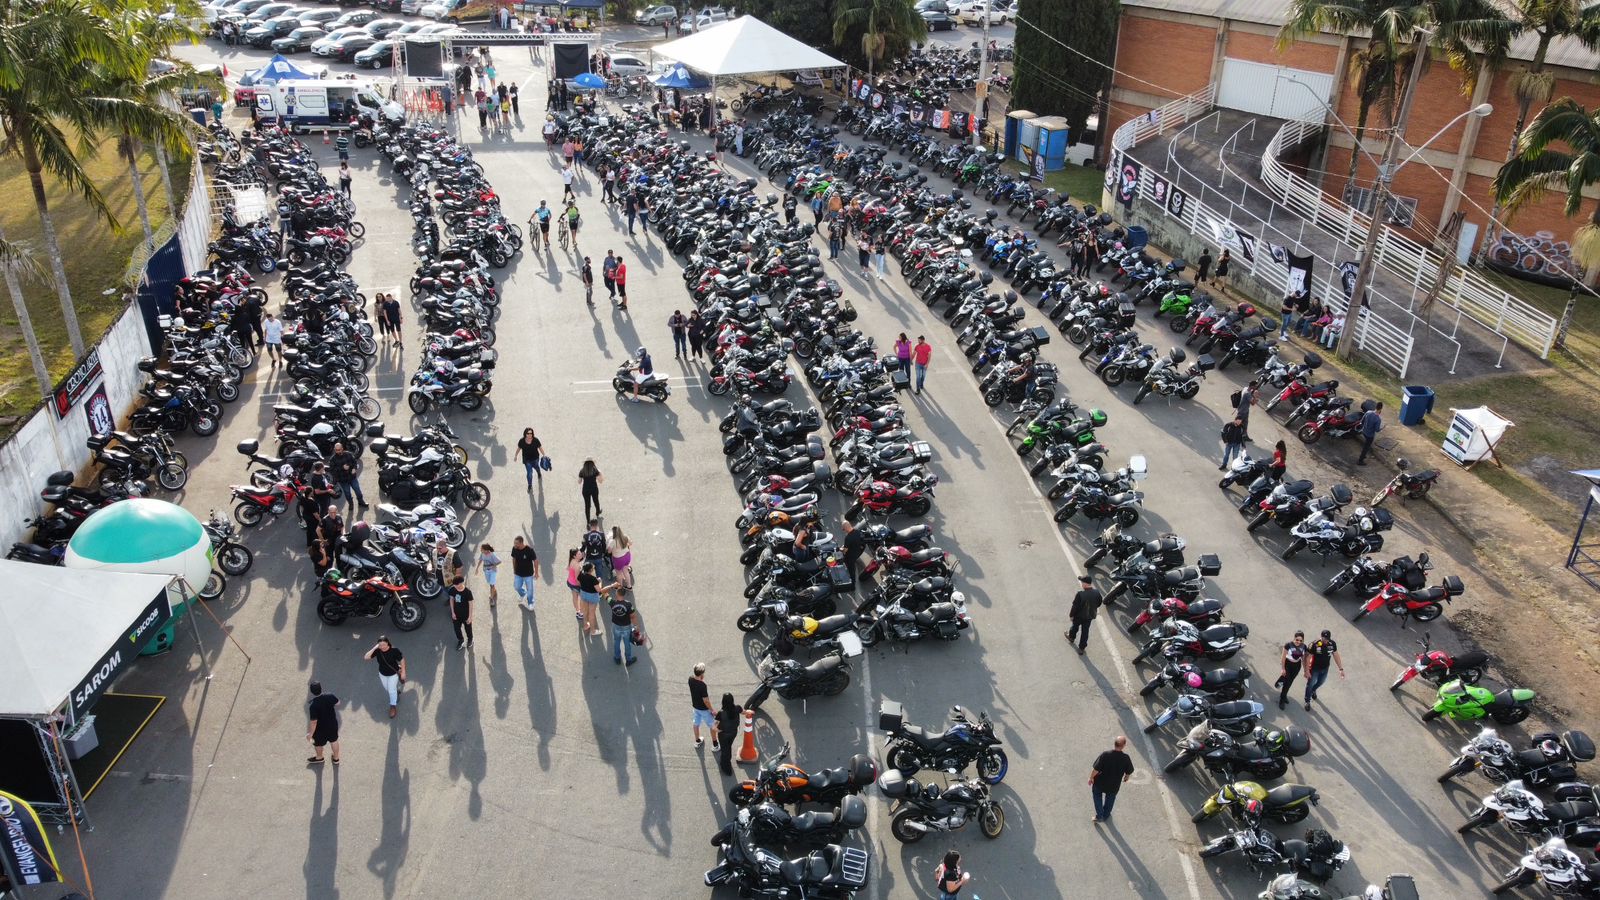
[1104,152,1118,193]
[1116,157,1141,209]
[83,382,113,439]
[1166,187,1188,220]
[1287,252,1315,297]
[0,790,63,887]
[1148,173,1170,209]
[52,347,102,420]
[71,588,172,721]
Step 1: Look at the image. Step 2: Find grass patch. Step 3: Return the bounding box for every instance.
[0,144,188,420]
[1000,159,1105,207]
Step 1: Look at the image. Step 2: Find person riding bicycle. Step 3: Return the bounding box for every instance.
[628,346,653,402]
[529,200,553,249]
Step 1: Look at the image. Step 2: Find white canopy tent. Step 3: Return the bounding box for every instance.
[653,16,847,76]
[0,562,175,720]
[652,16,846,135]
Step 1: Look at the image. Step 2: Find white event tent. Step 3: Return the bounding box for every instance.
[652,16,846,130]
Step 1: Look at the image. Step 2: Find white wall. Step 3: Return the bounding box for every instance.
[178,163,214,276]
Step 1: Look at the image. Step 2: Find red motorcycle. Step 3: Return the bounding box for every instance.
[1370,458,1440,506]
[1296,406,1365,444]
[1128,595,1230,633]
[1264,377,1340,414]
[231,479,305,527]
[1389,632,1489,691]
[845,474,937,521]
[1353,575,1465,623]
[862,544,955,578]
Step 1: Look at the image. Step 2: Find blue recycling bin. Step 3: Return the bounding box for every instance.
[1399,385,1435,425]
[1124,226,1148,252]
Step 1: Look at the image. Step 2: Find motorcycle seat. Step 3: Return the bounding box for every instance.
[1546,800,1598,823]
[1516,748,1554,770]
[789,810,837,833]
[900,548,944,566]
[1265,784,1316,806]
[1283,480,1315,496]
[1488,690,1525,710]
[1210,701,1257,720]
[910,577,949,595]
[1203,668,1246,685]
[1163,567,1200,586]
[1200,623,1241,644]
[801,655,845,678]
[1412,586,1448,602]
[779,855,831,886]
[914,602,958,625]
[1189,599,1226,616]
[893,525,932,543]
[1108,492,1137,506]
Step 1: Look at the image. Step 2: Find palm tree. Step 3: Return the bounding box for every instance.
[832,0,926,81]
[1480,0,1600,252]
[1492,97,1600,347]
[0,0,188,357]
[1280,0,1511,183]
[0,225,51,400]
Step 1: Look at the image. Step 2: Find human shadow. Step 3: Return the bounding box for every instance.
[303,764,340,900]
[436,633,488,820]
[365,721,411,899]
[521,608,557,770]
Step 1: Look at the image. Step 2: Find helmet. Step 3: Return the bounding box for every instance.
[799,224,815,237]
[1088,408,1108,428]
[790,616,819,639]
[705,151,717,161]
[1175,695,1203,715]
[979,272,994,286]
[324,567,343,581]
[1167,347,1187,363]
[1004,290,1018,303]
[985,209,999,221]
[1242,799,1263,818]
[1540,737,1563,757]
[1184,671,1204,688]
[1260,729,1287,753]
[635,346,647,357]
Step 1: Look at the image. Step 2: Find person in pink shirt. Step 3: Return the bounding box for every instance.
[912,335,932,394]
[893,333,912,381]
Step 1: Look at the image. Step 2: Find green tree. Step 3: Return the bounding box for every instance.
[744,0,836,50]
[0,0,188,357]
[1011,0,1118,141]
[831,0,925,79]
[0,225,50,400]
[1492,97,1600,345]
[1280,0,1511,183]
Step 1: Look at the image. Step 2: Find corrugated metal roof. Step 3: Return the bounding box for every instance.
[1123,0,1600,71]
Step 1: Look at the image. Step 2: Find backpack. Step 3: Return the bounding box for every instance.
[1229,390,1242,409]
[583,530,606,559]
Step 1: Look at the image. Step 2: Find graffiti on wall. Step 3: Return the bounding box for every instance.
[1486,228,1583,282]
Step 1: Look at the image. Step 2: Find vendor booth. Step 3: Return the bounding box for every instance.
[652,16,846,132]
[0,563,178,825]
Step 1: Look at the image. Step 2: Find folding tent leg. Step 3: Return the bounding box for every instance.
[188,607,211,682]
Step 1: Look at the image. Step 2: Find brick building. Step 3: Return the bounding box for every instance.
[1105,0,1600,282]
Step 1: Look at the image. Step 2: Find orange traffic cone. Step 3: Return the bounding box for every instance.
[322,129,329,145]
[737,709,758,763]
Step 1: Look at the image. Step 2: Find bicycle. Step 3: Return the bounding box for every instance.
[557,214,572,250]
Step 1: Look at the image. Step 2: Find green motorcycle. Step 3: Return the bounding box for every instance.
[1154,287,1196,319]
[1421,679,1535,725]
[1016,409,1106,458]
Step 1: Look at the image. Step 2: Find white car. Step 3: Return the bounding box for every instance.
[676,6,728,32]
[607,54,651,78]
[418,0,459,20]
[635,4,676,26]
[957,1,1009,25]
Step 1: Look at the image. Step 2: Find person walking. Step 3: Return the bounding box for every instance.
[893,333,912,380]
[1235,380,1258,439]
[1280,291,1302,340]
[262,312,284,367]
[576,562,616,637]
[447,575,474,650]
[1270,439,1288,479]
[1214,249,1232,293]
[515,427,544,490]
[382,294,403,348]
[826,215,843,259]
[1195,248,1213,284]
[1357,401,1384,465]
[565,548,584,624]
[1219,416,1246,470]
[714,692,741,776]
[609,526,634,592]
[841,518,867,583]
[582,518,611,579]
[872,240,888,280]
[690,663,717,749]
[580,254,595,306]
[1277,630,1307,710]
[637,194,652,236]
[1089,736,1134,823]
[330,442,365,511]
[687,310,709,360]
[624,192,639,234]
[1066,574,1102,655]
[562,200,581,251]
[601,165,617,203]
[437,538,465,585]
[362,636,406,718]
[613,257,628,309]
[1303,629,1345,711]
[578,458,603,520]
[338,161,352,197]
[508,536,540,612]
[912,336,932,394]
[608,586,640,662]
[602,250,619,302]
[669,309,689,358]
[475,543,501,608]
[934,850,972,900]
[530,200,553,250]
[561,162,576,202]
[857,234,871,274]
[305,681,341,764]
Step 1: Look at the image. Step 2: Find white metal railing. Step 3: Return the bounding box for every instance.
[1259,117,1558,358]
[1110,86,1216,154]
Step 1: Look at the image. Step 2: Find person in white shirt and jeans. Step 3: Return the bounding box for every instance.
[262,312,284,367]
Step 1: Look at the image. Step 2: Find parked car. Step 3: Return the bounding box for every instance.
[368,0,402,11]
[917,0,956,30]
[417,0,455,19]
[676,5,728,32]
[956,0,1008,25]
[297,7,340,26]
[388,21,427,36]
[311,25,365,53]
[324,31,379,61]
[332,8,378,27]
[272,25,326,53]
[353,38,402,69]
[607,54,651,78]
[244,14,300,46]
[363,17,406,37]
[398,0,425,12]
[635,4,676,25]
[245,2,295,21]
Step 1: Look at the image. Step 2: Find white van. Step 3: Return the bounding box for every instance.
[254,79,406,129]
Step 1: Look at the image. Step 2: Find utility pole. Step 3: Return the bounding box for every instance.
[1337,33,1428,360]
[973,4,991,148]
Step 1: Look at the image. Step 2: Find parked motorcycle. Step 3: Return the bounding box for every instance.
[1422,679,1536,725]
[1165,722,1312,782]
[876,769,1005,843]
[728,742,879,807]
[1389,631,1488,691]
[315,569,426,631]
[1191,780,1321,824]
[1458,779,1600,844]
[1440,728,1595,786]
[879,703,1007,784]
[745,650,853,709]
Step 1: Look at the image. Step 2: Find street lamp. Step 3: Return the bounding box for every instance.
[1335,98,1492,358]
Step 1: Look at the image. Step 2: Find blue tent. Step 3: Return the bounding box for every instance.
[652,64,710,90]
[240,54,320,86]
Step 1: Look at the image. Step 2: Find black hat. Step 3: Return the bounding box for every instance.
[1321,629,1332,639]
[1078,574,1093,585]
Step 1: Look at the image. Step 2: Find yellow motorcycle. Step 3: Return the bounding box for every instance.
[1191,780,1320,824]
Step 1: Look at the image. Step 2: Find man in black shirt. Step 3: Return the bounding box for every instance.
[306,681,340,764]
[690,663,716,748]
[510,536,539,611]
[583,519,611,579]
[319,504,345,558]
[1066,574,1102,654]
[330,442,366,511]
[448,576,474,650]
[1277,631,1307,710]
[1303,629,1344,711]
[608,591,641,666]
[841,519,867,583]
[1089,735,1134,823]
[363,636,406,718]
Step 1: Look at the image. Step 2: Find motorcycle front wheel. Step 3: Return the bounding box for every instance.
[1491,870,1536,896]
[1438,758,1475,783]
[978,748,1008,784]
[979,804,1005,838]
[234,502,265,527]
[218,544,253,576]
[1457,809,1497,833]
[890,811,927,844]
[158,463,188,491]
[1297,424,1322,444]
[390,597,427,631]
[199,569,226,601]
[736,610,764,632]
[464,483,491,510]
[1421,708,1443,722]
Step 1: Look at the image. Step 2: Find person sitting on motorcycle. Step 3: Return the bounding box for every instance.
[628,346,653,402]
[1006,352,1037,398]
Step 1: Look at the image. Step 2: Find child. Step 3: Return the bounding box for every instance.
[475,543,501,608]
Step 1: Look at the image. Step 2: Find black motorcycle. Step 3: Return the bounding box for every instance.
[876,769,1005,843]
[1198,817,1349,883]
[879,703,1008,784]
[745,650,852,710]
[731,796,869,846]
[1165,723,1312,782]
[704,828,870,898]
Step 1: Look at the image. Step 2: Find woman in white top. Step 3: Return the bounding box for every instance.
[475,543,502,607]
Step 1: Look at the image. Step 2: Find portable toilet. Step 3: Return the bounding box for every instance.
[1005,109,1036,161]
[1031,116,1072,172]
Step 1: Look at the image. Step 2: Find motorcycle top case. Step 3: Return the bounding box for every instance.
[876,768,913,798]
[86,434,110,452]
[365,422,386,438]
[1024,325,1050,347]
[46,470,75,487]
[878,700,904,734]
[911,441,934,464]
[1193,354,1216,372]
[236,438,260,456]
[1127,455,1148,481]
[1564,730,1597,762]
[1196,553,1222,577]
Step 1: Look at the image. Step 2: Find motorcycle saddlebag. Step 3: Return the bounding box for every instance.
[1565,731,1597,762]
[878,700,904,733]
[236,438,260,456]
[1194,354,1216,373]
[365,422,386,438]
[1360,533,1386,554]
[1197,554,1222,577]
[827,564,856,590]
[876,768,912,798]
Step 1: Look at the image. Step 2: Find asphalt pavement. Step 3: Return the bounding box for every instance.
[66,30,1538,900]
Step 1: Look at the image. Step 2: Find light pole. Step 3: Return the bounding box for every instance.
[973,4,991,148]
